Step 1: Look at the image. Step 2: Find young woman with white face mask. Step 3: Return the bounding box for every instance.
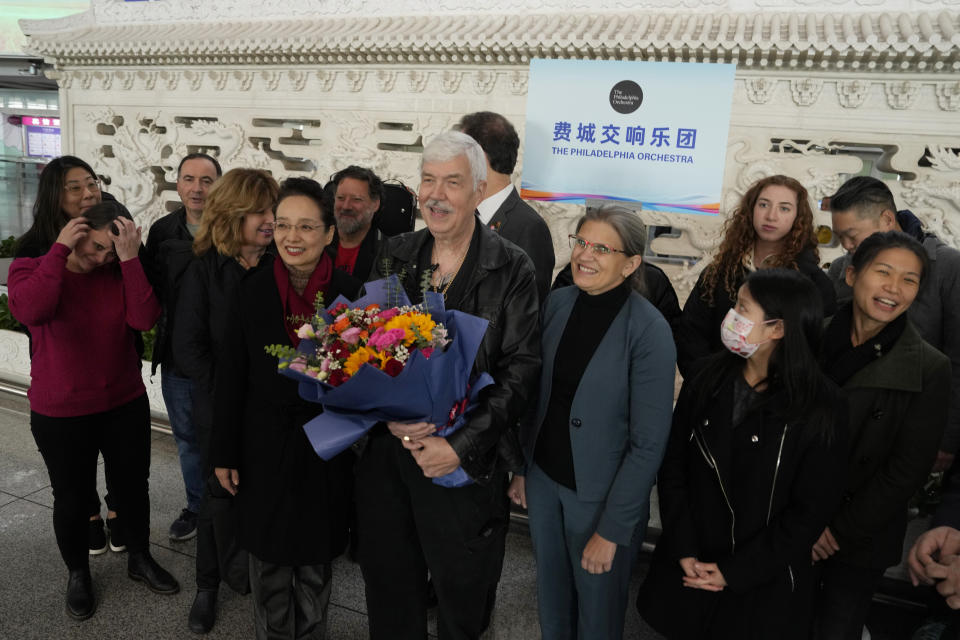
[638,268,846,640]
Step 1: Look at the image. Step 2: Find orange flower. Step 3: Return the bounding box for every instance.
[332,316,351,333]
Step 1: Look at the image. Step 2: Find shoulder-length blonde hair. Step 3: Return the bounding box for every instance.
[192,168,279,257]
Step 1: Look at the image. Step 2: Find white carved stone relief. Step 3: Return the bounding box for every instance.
[837,79,869,108]
[790,78,823,106]
[745,78,776,104]
[936,81,960,111]
[885,81,921,109]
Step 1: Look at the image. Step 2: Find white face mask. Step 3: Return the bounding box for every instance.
[720,308,772,359]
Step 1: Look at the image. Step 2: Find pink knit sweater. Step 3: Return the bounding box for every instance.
[8,242,161,417]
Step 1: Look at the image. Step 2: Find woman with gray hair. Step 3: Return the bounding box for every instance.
[508,205,676,639]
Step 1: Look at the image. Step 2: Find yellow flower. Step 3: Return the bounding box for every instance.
[343,346,375,376]
[384,312,436,346]
[408,313,436,342]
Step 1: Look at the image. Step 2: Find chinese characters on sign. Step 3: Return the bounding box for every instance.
[522,59,736,215]
[554,122,697,149]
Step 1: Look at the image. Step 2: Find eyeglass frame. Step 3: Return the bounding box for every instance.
[568,234,628,256]
[63,178,102,195]
[274,221,327,234]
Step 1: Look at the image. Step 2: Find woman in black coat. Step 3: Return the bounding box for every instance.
[676,175,836,378]
[212,177,359,640]
[813,231,951,639]
[638,268,846,640]
[173,168,279,633]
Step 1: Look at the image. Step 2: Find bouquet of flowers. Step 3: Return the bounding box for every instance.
[265,275,492,487]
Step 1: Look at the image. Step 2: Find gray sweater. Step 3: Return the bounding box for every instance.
[827,216,960,453]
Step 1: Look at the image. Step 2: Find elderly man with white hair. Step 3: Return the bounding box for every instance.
[354,130,541,640]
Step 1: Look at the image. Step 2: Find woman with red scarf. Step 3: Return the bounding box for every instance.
[211,177,359,639]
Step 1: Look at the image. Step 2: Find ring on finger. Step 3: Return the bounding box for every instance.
[403,435,410,442]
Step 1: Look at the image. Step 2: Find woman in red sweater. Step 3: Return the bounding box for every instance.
[8,200,178,621]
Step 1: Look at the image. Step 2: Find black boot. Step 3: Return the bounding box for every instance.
[188,589,218,634]
[66,568,95,620]
[128,550,180,595]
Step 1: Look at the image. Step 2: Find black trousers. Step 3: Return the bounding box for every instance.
[249,554,332,640]
[31,394,152,571]
[355,428,509,640]
[814,559,885,640]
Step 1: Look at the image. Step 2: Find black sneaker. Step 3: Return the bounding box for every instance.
[106,517,126,552]
[169,509,198,542]
[88,519,107,556]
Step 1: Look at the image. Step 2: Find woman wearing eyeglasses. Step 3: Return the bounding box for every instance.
[676,175,836,379]
[15,155,128,557]
[507,206,676,639]
[210,177,358,639]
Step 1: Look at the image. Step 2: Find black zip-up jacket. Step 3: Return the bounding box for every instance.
[639,376,847,639]
[368,222,541,483]
[143,207,194,376]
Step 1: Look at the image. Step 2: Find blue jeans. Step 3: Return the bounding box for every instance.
[161,370,203,513]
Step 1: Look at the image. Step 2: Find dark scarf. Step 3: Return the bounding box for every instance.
[821,301,907,386]
[273,252,333,346]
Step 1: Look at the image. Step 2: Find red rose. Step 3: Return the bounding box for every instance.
[328,340,349,359]
[382,358,404,377]
[328,370,349,387]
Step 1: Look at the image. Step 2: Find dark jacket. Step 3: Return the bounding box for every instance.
[485,187,556,305]
[210,255,358,565]
[326,225,381,283]
[552,261,682,332]
[369,222,541,483]
[828,210,960,454]
[676,248,837,378]
[639,375,847,639]
[824,319,951,569]
[143,207,194,376]
[173,249,258,447]
[520,285,675,545]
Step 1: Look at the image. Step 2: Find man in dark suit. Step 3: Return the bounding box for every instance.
[327,165,384,282]
[458,111,555,303]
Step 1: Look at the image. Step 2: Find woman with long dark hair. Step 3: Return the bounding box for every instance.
[638,268,846,639]
[15,155,125,556]
[8,200,178,621]
[813,231,950,639]
[676,175,836,377]
[173,167,279,633]
[17,156,103,258]
[508,206,676,639]
[211,177,358,638]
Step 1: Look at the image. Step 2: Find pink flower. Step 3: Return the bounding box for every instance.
[341,326,363,345]
[369,327,406,350]
[296,324,316,340]
[378,308,400,321]
[289,360,306,373]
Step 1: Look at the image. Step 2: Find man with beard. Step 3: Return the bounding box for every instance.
[327,165,385,282]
